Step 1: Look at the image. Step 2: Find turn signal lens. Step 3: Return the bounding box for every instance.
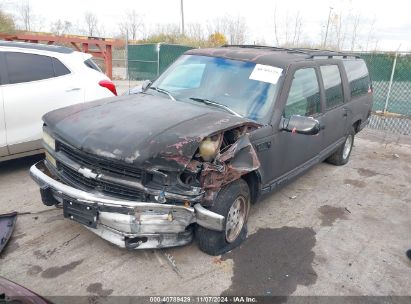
[43,131,55,151]
[45,151,57,167]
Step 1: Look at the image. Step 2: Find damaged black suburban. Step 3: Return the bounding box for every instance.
[31,46,373,255]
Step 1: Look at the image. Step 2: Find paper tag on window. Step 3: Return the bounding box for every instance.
[249,64,283,85]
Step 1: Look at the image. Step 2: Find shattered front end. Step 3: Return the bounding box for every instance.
[31,119,260,250]
[30,160,224,249]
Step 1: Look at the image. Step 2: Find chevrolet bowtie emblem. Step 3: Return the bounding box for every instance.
[78,167,98,179]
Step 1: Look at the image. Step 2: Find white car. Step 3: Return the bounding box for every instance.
[0,41,117,162]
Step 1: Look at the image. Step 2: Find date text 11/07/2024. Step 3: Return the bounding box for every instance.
[149,296,258,303]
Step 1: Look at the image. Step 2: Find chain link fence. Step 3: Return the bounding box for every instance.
[359,52,411,115]
[358,52,411,135]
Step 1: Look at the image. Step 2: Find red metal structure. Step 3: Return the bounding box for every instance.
[0,33,124,79]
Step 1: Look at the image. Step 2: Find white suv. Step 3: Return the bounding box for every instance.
[0,41,117,162]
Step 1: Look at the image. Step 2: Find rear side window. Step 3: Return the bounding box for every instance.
[84,58,102,72]
[320,65,344,109]
[52,58,70,77]
[5,53,70,84]
[343,60,370,98]
[6,52,55,84]
[284,68,321,118]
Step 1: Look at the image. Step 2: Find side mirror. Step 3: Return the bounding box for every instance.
[123,80,152,95]
[281,115,321,135]
[141,80,152,92]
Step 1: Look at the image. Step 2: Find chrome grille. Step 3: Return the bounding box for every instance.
[58,142,143,180]
[56,142,146,201]
[58,163,146,201]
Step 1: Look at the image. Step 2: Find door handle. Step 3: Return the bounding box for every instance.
[65,87,81,92]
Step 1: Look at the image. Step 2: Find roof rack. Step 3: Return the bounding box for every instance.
[222,45,360,59]
[221,44,311,56]
[300,48,360,59]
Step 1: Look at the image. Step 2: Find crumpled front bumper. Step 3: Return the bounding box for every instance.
[30,161,224,249]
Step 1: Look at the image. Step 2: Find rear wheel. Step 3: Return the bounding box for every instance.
[196,179,250,256]
[326,127,355,166]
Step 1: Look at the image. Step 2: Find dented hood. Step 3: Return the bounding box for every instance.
[44,94,257,171]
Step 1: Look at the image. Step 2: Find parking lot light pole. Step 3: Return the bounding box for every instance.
[323,7,333,48]
[181,0,185,36]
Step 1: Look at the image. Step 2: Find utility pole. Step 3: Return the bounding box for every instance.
[180,0,185,36]
[323,7,333,48]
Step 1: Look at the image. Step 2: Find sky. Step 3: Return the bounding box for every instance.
[1,0,411,51]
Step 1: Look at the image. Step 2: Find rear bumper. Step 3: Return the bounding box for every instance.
[30,161,224,249]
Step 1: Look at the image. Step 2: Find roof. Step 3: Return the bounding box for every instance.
[0,40,74,54]
[186,45,359,68]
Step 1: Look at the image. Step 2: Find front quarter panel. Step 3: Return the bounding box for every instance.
[248,125,275,186]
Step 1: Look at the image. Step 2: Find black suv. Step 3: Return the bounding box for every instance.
[30,45,373,255]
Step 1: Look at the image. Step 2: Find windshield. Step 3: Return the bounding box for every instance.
[151,55,282,122]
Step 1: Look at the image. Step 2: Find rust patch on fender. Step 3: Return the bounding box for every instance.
[200,134,260,192]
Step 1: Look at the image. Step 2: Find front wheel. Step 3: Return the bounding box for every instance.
[196,179,250,256]
[326,127,355,166]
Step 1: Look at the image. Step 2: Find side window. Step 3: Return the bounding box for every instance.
[320,65,344,109]
[5,52,55,84]
[84,58,102,72]
[284,68,321,118]
[343,60,370,98]
[52,58,70,77]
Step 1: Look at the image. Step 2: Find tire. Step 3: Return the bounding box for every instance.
[326,127,355,166]
[196,179,250,256]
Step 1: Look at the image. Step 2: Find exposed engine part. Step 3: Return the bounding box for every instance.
[180,171,200,187]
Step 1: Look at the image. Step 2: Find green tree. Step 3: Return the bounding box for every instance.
[0,10,15,33]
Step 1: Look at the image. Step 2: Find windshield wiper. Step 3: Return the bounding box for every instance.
[149,86,176,101]
[189,97,242,117]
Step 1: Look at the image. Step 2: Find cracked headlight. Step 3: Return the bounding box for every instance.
[199,137,219,162]
[43,130,55,151]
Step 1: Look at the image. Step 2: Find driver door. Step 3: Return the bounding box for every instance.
[268,63,325,183]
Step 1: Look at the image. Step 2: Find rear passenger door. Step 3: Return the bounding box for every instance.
[2,52,84,154]
[318,62,349,152]
[0,52,8,157]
